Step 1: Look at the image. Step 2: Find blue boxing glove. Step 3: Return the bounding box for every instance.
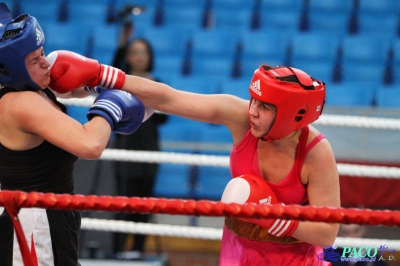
[87,90,145,134]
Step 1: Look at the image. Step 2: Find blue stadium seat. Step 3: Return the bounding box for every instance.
[89,24,119,65]
[240,58,283,80]
[68,1,109,25]
[169,75,220,94]
[154,164,192,198]
[159,118,203,143]
[163,0,207,10]
[116,0,158,8]
[309,0,353,14]
[342,34,391,65]
[392,38,400,65]
[291,33,340,63]
[375,85,400,108]
[190,57,234,81]
[212,0,252,10]
[219,77,250,100]
[307,12,350,37]
[340,34,391,84]
[196,166,231,200]
[260,0,303,13]
[358,0,400,17]
[67,105,90,125]
[357,14,398,38]
[153,54,184,83]
[240,30,291,67]
[20,0,62,25]
[325,82,376,107]
[200,124,232,145]
[391,39,400,84]
[44,22,89,55]
[161,6,204,29]
[212,8,253,31]
[341,62,386,85]
[198,124,232,156]
[292,61,335,84]
[142,26,191,58]
[191,28,239,60]
[258,10,301,32]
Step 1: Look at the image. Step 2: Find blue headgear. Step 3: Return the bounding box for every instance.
[0,3,45,91]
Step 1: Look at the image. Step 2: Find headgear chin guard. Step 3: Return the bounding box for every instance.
[249,65,325,141]
[0,3,45,91]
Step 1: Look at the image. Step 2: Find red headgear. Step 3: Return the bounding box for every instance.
[249,65,325,141]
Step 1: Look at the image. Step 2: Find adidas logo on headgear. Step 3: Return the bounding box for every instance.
[36,28,44,45]
[250,79,262,96]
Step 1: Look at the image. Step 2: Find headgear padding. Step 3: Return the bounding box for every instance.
[0,3,45,91]
[249,65,325,141]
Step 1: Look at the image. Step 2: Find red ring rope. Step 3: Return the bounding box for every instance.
[1,191,399,226]
[1,190,399,266]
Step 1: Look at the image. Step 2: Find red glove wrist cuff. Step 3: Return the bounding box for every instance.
[99,65,126,89]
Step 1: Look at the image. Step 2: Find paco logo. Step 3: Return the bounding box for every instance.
[318,244,396,263]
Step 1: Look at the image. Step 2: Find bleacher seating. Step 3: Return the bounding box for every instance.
[141,26,191,58]
[358,0,400,17]
[308,0,353,36]
[340,34,392,84]
[20,0,62,25]
[357,14,398,38]
[191,28,239,60]
[154,163,192,198]
[196,166,231,200]
[44,22,89,55]
[239,29,291,78]
[376,85,400,108]
[291,32,340,64]
[219,77,250,100]
[325,82,376,107]
[160,5,204,30]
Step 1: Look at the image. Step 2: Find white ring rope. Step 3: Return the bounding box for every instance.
[101,149,400,179]
[59,98,400,130]
[81,218,400,249]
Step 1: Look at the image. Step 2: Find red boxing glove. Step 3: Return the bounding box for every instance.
[221,174,299,237]
[46,50,126,93]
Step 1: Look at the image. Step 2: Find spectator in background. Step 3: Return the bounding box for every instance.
[111,24,169,260]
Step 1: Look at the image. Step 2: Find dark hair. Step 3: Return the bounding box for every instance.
[126,37,154,73]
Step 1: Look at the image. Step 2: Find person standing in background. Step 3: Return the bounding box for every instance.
[111,26,169,260]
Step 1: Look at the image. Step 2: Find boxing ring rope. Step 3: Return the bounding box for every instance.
[1,190,400,265]
[80,218,400,250]
[100,149,400,179]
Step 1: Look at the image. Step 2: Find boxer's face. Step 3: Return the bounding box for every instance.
[249,98,276,138]
[25,47,50,89]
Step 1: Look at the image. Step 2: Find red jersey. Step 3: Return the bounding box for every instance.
[230,126,324,204]
[220,126,330,266]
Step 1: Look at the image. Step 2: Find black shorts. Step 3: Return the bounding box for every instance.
[0,208,81,266]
